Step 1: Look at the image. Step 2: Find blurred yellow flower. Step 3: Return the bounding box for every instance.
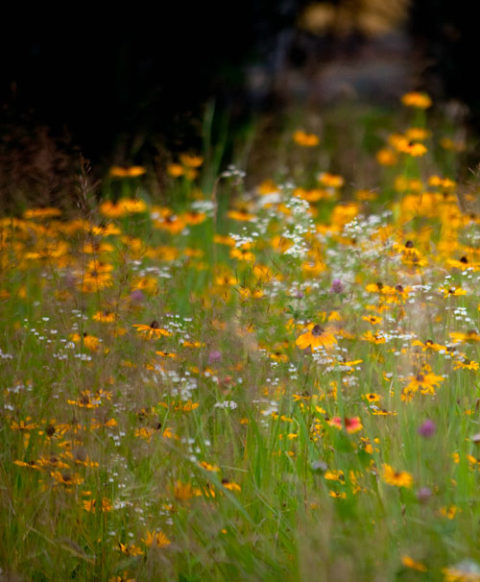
[401,92,432,109]
[382,464,413,488]
[110,165,146,178]
[293,130,320,146]
[296,324,337,351]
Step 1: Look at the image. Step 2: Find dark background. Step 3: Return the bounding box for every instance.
[1,1,479,166]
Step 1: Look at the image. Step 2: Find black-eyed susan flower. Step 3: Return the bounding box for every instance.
[10,417,38,431]
[133,321,171,340]
[118,543,144,557]
[153,214,187,235]
[109,165,146,178]
[198,461,220,472]
[450,330,480,344]
[382,464,413,488]
[173,480,196,502]
[401,371,444,401]
[401,91,432,109]
[179,153,203,168]
[364,393,381,403]
[83,497,112,512]
[405,127,431,141]
[362,315,382,325]
[80,260,114,292]
[100,199,147,218]
[182,211,207,225]
[167,163,184,177]
[440,286,467,298]
[412,339,446,352]
[296,324,337,351]
[230,245,255,262]
[70,332,101,352]
[142,530,171,548]
[376,148,397,166]
[93,310,117,323]
[293,130,320,147]
[401,556,427,572]
[221,478,241,492]
[447,256,480,271]
[50,470,84,486]
[453,358,479,371]
[318,172,344,188]
[227,208,256,221]
[361,331,386,344]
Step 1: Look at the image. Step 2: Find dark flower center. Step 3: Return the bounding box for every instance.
[312,325,324,336]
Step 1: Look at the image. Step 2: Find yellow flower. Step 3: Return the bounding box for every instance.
[153,214,187,234]
[179,153,203,168]
[401,92,432,109]
[83,497,112,513]
[364,393,381,403]
[24,207,62,219]
[361,331,386,344]
[411,339,446,352]
[450,330,480,343]
[402,555,427,572]
[10,417,37,431]
[67,390,109,409]
[405,127,431,141]
[362,315,382,325]
[329,490,347,499]
[376,148,397,166]
[440,286,467,298]
[324,470,344,481]
[230,246,255,262]
[296,324,337,351]
[174,480,195,502]
[72,333,100,352]
[50,471,84,486]
[199,461,220,472]
[318,172,344,188]
[109,165,146,178]
[293,130,320,147]
[80,261,114,292]
[167,163,184,177]
[133,321,172,340]
[401,371,444,400]
[182,211,207,225]
[454,358,479,371]
[403,142,428,157]
[439,506,458,520]
[227,209,255,221]
[382,464,413,488]
[143,530,171,548]
[118,542,144,556]
[222,479,241,492]
[447,256,480,271]
[93,310,117,323]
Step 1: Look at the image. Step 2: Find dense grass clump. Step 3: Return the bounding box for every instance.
[2,93,480,581]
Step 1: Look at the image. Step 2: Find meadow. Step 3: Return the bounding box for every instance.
[2,93,480,581]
